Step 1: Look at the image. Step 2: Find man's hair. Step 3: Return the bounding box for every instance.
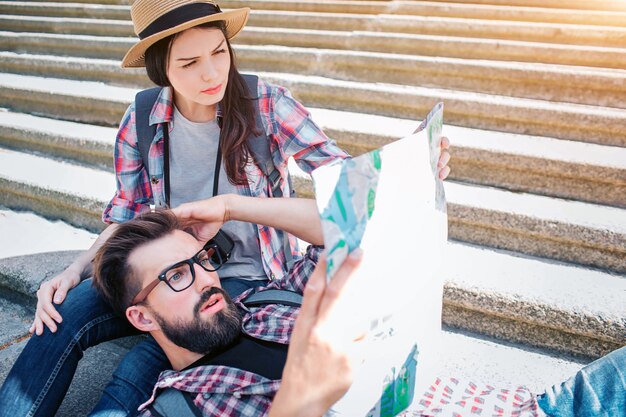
[93,210,180,317]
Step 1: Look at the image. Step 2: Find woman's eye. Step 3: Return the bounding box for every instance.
[215,49,226,55]
[182,61,195,68]
[200,258,211,267]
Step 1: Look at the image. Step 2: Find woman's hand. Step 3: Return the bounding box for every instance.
[269,250,364,417]
[172,196,230,242]
[30,268,81,335]
[438,136,451,180]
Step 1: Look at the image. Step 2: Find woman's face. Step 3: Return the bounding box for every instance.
[167,27,231,120]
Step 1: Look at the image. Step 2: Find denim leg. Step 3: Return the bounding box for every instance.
[537,346,626,417]
[221,278,269,299]
[0,279,139,417]
[89,337,169,417]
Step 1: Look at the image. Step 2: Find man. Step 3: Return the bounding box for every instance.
[94,194,625,417]
[93,195,362,416]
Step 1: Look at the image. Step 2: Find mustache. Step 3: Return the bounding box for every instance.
[194,287,228,316]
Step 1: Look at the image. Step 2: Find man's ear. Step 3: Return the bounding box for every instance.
[126,305,160,332]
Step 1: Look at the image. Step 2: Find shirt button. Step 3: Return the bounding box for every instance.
[151,176,159,185]
[270,273,275,280]
[233,391,241,399]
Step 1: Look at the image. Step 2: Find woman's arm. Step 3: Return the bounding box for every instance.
[172,195,323,245]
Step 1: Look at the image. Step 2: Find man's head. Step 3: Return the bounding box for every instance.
[93,211,241,358]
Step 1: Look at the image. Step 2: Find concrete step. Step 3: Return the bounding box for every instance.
[0,208,96,260]
[3,108,625,210]
[221,0,626,27]
[2,146,625,274]
[422,0,626,12]
[443,241,625,359]
[6,1,626,29]
[2,72,625,148]
[0,148,115,232]
[1,215,621,359]
[45,0,626,12]
[4,11,626,49]
[0,107,114,169]
[0,276,591,416]
[4,19,626,70]
[4,49,626,110]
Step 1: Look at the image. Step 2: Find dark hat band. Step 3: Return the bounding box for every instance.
[139,3,222,39]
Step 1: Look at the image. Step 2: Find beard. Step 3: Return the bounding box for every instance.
[152,287,242,355]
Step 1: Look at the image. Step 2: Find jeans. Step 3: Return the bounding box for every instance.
[537,346,625,417]
[0,277,267,417]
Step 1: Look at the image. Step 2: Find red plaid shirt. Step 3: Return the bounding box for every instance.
[137,245,322,417]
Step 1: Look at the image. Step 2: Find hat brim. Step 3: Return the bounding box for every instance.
[121,7,249,68]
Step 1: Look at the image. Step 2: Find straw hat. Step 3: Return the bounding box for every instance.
[122,0,249,68]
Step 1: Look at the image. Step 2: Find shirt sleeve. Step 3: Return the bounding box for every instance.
[101,102,153,224]
[265,82,350,174]
[277,245,323,293]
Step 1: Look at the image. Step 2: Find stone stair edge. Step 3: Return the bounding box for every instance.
[3,105,625,209]
[5,27,626,71]
[1,147,625,275]
[0,244,622,360]
[4,11,626,49]
[2,47,626,111]
[27,0,626,14]
[1,71,625,148]
[6,0,626,30]
[4,106,626,169]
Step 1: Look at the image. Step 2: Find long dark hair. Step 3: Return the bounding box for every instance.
[144,21,257,186]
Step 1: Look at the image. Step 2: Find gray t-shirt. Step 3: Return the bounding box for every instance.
[168,106,267,281]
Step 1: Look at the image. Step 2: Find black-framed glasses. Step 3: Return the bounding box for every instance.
[131,242,226,306]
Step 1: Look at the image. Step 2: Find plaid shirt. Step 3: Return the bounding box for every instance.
[102,78,348,280]
[137,245,322,417]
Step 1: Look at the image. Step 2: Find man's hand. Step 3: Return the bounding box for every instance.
[30,268,81,335]
[438,136,451,180]
[269,250,364,417]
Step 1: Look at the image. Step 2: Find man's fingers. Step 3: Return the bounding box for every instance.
[317,249,363,322]
[297,254,328,334]
[437,150,450,169]
[439,166,451,180]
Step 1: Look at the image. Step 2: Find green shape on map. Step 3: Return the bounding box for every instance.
[367,188,376,219]
[335,189,348,222]
[374,344,419,417]
[372,149,382,170]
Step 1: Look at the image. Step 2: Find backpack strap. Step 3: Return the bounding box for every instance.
[149,388,203,417]
[134,87,162,179]
[241,288,303,308]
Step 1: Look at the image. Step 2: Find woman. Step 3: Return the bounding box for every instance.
[0,1,450,416]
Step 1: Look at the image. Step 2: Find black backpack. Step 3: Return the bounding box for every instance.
[134,74,294,270]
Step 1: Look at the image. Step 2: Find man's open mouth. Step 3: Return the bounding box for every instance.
[201,293,224,313]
